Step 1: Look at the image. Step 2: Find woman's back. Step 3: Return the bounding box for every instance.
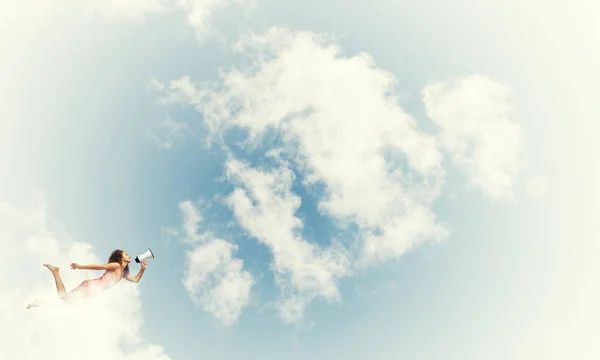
[89,268,122,291]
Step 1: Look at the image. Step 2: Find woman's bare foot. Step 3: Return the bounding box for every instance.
[43,264,59,273]
[26,299,42,309]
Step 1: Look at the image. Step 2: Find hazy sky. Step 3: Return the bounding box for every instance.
[1,1,598,360]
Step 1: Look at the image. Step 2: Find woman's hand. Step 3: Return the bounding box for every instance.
[141,261,148,270]
[70,263,81,270]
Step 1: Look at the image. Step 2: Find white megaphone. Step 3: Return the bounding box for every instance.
[135,248,154,263]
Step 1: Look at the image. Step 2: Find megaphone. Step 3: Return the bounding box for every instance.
[135,248,154,263]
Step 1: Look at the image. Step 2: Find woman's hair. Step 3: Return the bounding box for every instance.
[108,249,130,276]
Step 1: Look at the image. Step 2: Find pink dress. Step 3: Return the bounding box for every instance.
[65,269,122,301]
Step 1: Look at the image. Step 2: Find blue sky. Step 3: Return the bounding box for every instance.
[1,1,599,360]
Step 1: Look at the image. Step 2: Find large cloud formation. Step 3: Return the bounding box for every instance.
[0,194,171,360]
[156,27,525,324]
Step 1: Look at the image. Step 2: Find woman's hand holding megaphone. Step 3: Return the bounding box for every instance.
[141,261,148,270]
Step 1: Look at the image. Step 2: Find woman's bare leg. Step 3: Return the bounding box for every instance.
[43,264,67,299]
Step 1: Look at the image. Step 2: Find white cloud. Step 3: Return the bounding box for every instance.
[0,193,171,360]
[92,0,253,39]
[183,239,254,325]
[148,117,190,150]
[160,26,448,265]
[154,27,534,325]
[179,200,254,325]
[224,157,351,324]
[147,77,165,92]
[422,74,522,200]
[154,26,455,323]
[177,0,251,39]
[180,200,205,242]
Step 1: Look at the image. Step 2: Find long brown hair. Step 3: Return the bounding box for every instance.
[108,249,130,276]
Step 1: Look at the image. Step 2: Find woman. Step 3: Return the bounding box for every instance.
[27,249,147,308]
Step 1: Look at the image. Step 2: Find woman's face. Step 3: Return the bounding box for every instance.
[121,251,131,264]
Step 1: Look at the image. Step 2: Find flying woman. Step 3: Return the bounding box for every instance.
[27,249,147,308]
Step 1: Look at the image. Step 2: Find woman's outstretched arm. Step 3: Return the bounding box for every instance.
[71,262,120,271]
[124,261,147,283]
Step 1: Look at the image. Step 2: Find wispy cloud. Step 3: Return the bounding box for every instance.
[148,117,190,150]
[526,175,548,197]
[178,0,253,39]
[422,74,523,200]
[225,156,351,324]
[179,200,254,325]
